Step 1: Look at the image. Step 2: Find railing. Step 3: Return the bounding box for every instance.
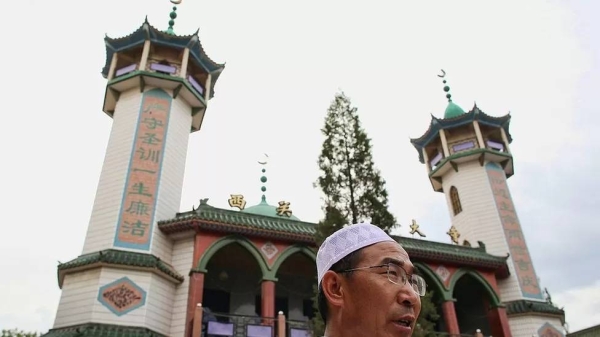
[201,310,277,337]
[485,139,505,152]
[193,307,490,337]
[150,62,177,75]
[115,63,137,77]
[188,75,205,95]
[286,319,311,337]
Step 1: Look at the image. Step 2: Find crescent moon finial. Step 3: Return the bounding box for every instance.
[170,0,182,4]
[437,69,446,78]
[258,153,269,165]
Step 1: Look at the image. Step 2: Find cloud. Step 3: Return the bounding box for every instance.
[553,280,600,333]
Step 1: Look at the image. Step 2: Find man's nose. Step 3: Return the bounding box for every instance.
[397,282,418,307]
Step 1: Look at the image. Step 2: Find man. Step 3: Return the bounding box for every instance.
[316,223,426,337]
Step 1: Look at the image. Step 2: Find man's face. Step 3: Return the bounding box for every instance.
[340,241,422,337]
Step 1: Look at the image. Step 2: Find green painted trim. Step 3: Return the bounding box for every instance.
[196,235,269,279]
[448,268,501,307]
[268,245,317,280]
[42,322,167,337]
[107,70,207,106]
[429,148,512,178]
[57,249,184,288]
[414,262,452,301]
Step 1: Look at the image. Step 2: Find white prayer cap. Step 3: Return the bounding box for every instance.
[316,223,395,286]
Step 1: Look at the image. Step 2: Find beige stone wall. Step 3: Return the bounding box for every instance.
[441,160,522,302]
[508,315,566,337]
[81,89,141,255]
[170,236,195,337]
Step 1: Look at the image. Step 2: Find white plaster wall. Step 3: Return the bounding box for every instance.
[149,91,193,263]
[82,89,141,255]
[170,237,195,337]
[53,266,183,335]
[144,272,177,334]
[90,268,176,335]
[441,160,522,302]
[81,86,193,262]
[508,315,566,337]
[53,269,101,328]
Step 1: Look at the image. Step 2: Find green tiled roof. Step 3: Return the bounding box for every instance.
[158,202,316,243]
[410,105,512,163]
[568,324,600,337]
[57,249,184,288]
[506,299,565,322]
[42,323,166,337]
[394,235,509,273]
[101,18,225,99]
[444,101,466,119]
[159,202,509,271]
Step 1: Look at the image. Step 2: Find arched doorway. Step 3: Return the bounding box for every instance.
[414,264,445,334]
[202,241,264,321]
[452,271,498,335]
[271,247,316,323]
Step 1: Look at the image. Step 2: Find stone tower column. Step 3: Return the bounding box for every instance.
[47,8,225,337]
[409,72,566,337]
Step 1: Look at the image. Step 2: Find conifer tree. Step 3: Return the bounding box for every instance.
[311,92,399,336]
[315,91,398,233]
[412,290,441,337]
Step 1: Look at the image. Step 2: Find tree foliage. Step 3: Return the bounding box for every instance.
[412,290,441,337]
[1,329,40,337]
[315,92,398,233]
[311,92,399,336]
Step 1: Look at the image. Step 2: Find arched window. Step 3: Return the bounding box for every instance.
[450,186,462,215]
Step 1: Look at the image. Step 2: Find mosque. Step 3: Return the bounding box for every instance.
[43,2,566,337]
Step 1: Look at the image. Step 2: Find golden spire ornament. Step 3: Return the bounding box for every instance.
[447,225,460,244]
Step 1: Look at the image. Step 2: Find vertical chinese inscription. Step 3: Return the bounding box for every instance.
[114,88,172,250]
[485,162,543,300]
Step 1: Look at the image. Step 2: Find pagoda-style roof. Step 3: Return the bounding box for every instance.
[158,201,509,274]
[505,299,565,324]
[43,323,167,337]
[101,18,225,99]
[410,104,513,163]
[56,249,184,288]
[158,201,316,243]
[394,235,509,276]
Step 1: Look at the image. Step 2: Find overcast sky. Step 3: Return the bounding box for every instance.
[1,0,598,334]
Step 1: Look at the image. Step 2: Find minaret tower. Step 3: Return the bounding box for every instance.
[410,71,565,336]
[47,2,224,336]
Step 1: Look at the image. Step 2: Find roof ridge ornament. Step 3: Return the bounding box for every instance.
[437,69,452,102]
[258,153,269,203]
[166,0,181,35]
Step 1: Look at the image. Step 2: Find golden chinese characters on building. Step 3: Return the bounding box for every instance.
[228,194,246,210]
[447,225,460,244]
[409,219,426,238]
[276,201,292,217]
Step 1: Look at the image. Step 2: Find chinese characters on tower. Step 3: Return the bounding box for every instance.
[114,89,172,250]
[486,162,544,300]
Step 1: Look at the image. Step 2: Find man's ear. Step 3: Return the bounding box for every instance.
[321,270,344,309]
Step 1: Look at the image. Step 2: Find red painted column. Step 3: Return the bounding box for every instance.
[488,306,512,337]
[185,272,205,337]
[441,300,460,336]
[261,280,276,320]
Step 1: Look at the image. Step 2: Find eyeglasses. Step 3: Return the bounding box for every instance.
[338,263,427,297]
